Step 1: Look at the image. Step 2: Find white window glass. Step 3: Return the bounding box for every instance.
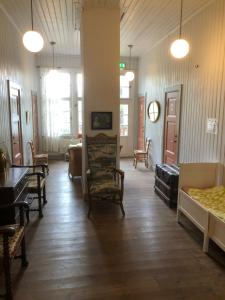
[120,104,128,136]
[60,100,70,135]
[46,71,70,98]
[77,73,83,98]
[78,100,82,134]
[45,71,71,136]
[120,75,130,99]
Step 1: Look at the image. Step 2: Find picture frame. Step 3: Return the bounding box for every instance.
[91,112,112,130]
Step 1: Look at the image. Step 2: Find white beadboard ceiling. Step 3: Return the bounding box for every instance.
[0,0,213,57]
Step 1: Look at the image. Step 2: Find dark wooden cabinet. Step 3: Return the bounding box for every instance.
[0,167,28,224]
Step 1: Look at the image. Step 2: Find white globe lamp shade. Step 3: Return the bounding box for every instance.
[170,38,190,59]
[23,30,44,53]
[125,70,135,82]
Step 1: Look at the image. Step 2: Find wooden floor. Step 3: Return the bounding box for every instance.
[3,159,225,299]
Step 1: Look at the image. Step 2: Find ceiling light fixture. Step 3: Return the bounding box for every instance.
[23,0,44,53]
[125,45,135,82]
[170,0,189,59]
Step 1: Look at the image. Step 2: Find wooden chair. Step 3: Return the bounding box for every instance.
[13,165,48,220]
[28,140,49,173]
[133,138,151,168]
[1,144,48,221]
[86,133,125,217]
[0,202,29,300]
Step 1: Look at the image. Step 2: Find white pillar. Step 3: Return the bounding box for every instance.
[80,1,120,191]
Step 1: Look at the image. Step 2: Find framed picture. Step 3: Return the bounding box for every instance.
[91,112,112,130]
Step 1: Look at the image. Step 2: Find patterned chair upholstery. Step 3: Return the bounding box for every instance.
[0,202,28,300]
[86,134,125,217]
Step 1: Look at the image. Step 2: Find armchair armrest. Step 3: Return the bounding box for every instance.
[12,164,47,175]
[26,172,45,178]
[115,168,124,178]
[0,226,16,236]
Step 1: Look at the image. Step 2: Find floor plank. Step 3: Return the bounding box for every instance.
[2,159,225,299]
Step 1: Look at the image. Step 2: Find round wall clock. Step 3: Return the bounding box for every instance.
[147,101,160,122]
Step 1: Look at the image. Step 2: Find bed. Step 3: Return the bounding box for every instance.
[177,163,225,253]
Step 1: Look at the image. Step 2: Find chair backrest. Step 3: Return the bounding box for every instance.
[0,142,12,168]
[145,138,151,153]
[28,140,35,160]
[86,133,117,178]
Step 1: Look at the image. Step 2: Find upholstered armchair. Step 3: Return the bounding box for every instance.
[68,144,82,179]
[86,134,125,217]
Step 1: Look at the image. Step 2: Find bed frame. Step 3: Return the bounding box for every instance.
[177,163,225,253]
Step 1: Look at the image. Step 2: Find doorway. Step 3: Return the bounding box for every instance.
[163,85,182,164]
[137,96,145,150]
[31,91,39,152]
[7,80,23,165]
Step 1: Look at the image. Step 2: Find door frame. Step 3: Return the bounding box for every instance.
[162,85,182,164]
[137,95,146,150]
[7,80,24,164]
[31,90,39,152]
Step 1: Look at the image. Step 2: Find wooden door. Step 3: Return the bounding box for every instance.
[137,96,145,150]
[31,91,39,152]
[163,87,181,164]
[7,81,23,165]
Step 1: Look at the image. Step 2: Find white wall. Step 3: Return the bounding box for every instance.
[139,0,225,166]
[0,5,38,164]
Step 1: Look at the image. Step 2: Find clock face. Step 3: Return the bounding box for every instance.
[147,101,160,122]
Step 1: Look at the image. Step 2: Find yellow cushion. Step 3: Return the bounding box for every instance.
[188,186,225,221]
[0,225,25,257]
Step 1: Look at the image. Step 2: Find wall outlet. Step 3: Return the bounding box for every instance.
[207,118,218,134]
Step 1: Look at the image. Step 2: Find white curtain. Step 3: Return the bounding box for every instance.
[40,68,62,152]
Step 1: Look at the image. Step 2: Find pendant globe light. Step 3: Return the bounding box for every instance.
[23,0,44,53]
[170,0,189,59]
[125,45,135,82]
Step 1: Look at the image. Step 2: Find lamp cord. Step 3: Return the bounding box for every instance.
[31,0,34,30]
[179,0,183,38]
[129,46,131,70]
[52,45,55,69]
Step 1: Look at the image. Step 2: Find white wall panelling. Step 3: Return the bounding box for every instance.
[0,6,38,163]
[139,0,225,166]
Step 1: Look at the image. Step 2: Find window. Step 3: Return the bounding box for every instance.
[78,100,82,134]
[120,104,128,136]
[60,99,70,135]
[77,73,83,134]
[45,71,71,136]
[120,75,130,99]
[77,73,83,98]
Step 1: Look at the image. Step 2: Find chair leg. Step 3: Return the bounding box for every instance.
[21,237,29,268]
[26,208,30,223]
[38,189,43,218]
[120,203,125,217]
[133,154,138,168]
[43,185,47,205]
[87,198,92,218]
[3,239,13,300]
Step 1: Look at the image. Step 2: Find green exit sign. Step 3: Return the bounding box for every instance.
[120,62,126,70]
